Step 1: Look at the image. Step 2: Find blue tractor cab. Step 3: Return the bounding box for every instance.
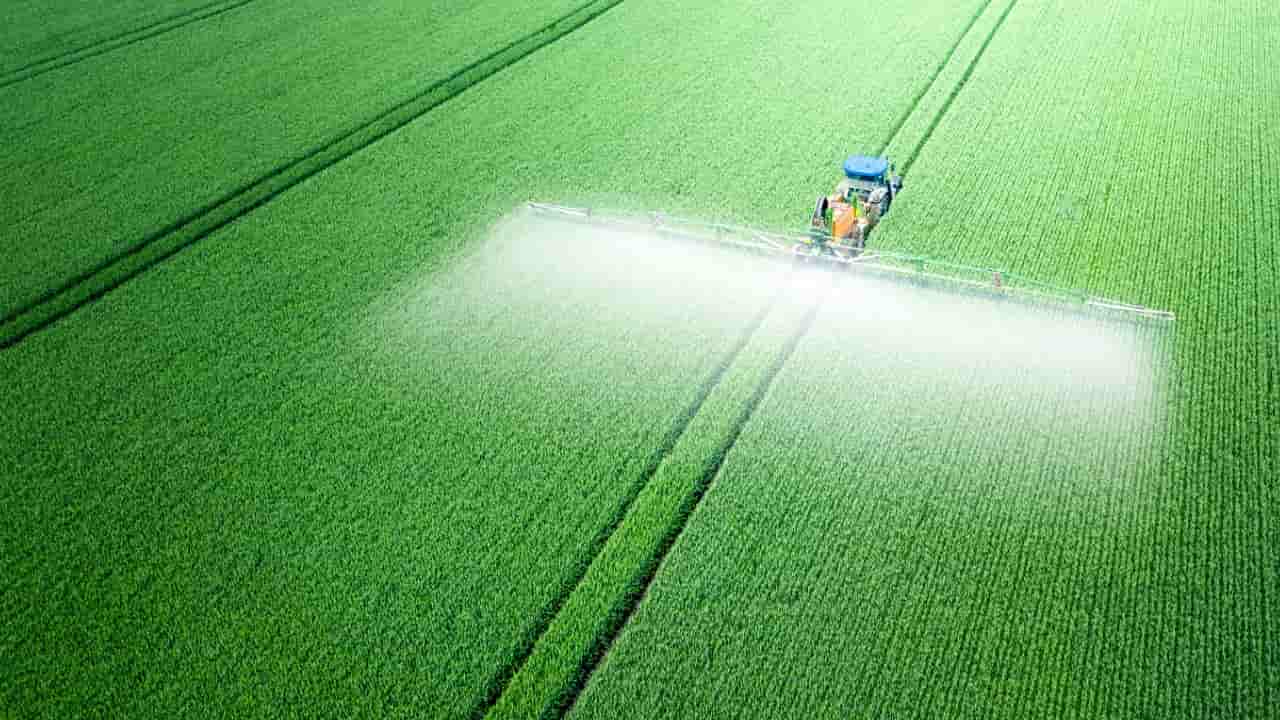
[843,154,890,181]
[840,154,902,211]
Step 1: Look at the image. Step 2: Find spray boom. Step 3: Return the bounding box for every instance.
[524,202,1175,324]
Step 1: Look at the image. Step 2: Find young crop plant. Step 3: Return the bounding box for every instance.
[0,0,591,325]
[0,210,783,717]
[10,0,1271,717]
[568,0,1280,716]
[568,276,1179,720]
[0,0,221,75]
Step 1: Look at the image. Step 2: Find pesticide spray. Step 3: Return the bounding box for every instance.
[372,206,1173,489]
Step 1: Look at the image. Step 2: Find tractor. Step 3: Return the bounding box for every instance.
[801,154,903,259]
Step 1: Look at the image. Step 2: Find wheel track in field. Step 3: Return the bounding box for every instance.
[874,0,997,157]
[7,0,1026,704]
[476,279,826,720]
[0,0,628,350]
[475,1,1027,714]
[0,0,262,90]
[555,297,823,720]
[0,0,1018,349]
[467,293,781,720]
[898,0,1022,175]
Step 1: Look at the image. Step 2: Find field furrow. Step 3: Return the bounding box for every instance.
[568,277,1177,719]
[4,0,1275,716]
[0,0,597,325]
[486,277,823,720]
[886,0,1020,173]
[0,0,261,88]
[873,0,998,155]
[0,1,991,716]
[565,0,1280,716]
[0,0,233,75]
[0,0,627,348]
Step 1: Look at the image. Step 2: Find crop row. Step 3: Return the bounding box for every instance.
[0,0,223,75]
[0,216,782,717]
[0,0,994,716]
[570,276,1178,719]
[878,1,1280,710]
[0,0,590,321]
[486,275,821,720]
[569,0,1280,716]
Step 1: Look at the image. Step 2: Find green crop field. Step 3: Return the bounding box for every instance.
[2,0,1276,718]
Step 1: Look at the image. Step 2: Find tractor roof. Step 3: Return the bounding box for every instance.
[843,155,889,180]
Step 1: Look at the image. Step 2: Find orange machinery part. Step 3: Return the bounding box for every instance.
[831,202,857,239]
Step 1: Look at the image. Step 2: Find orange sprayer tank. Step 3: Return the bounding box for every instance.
[832,203,856,239]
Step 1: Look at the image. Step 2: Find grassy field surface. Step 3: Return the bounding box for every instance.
[0,0,590,319]
[1,1,989,714]
[0,0,225,74]
[487,280,826,720]
[882,1,1280,710]
[0,215,783,716]
[0,0,996,324]
[570,279,1177,719]
[567,0,1280,717]
[4,0,1276,717]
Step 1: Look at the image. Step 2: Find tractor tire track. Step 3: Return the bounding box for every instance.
[467,292,781,720]
[478,4,1017,712]
[553,296,824,720]
[875,0,996,157]
[0,0,261,90]
[0,0,627,350]
[899,0,1021,175]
